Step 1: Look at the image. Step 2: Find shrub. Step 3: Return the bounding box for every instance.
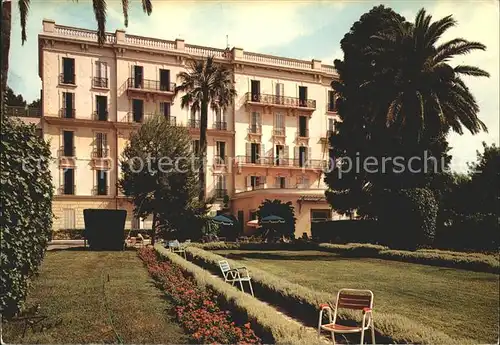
[257,199,296,241]
[1,117,53,318]
[138,247,261,344]
[311,220,379,243]
[378,188,438,249]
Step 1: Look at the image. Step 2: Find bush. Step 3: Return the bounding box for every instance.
[51,228,153,241]
[378,188,438,249]
[139,248,261,344]
[83,209,127,250]
[1,117,53,318]
[311,219,379,243]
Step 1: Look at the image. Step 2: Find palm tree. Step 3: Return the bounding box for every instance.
[365,8,489,141]
[1,0,152,117]
[174,56,237,202]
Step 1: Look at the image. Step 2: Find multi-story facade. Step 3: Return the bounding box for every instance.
[22,19,344,237]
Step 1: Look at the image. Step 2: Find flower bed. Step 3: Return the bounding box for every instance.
[138,247,261,344]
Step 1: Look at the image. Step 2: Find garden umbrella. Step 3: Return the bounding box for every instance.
[246,219,260,228]
[212,214,234,226]
[261,215,285,224]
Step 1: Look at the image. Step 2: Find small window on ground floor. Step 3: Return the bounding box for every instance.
[310,209,331,222]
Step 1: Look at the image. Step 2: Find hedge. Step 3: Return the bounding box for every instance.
[191,242,499,274]
[51,228,153,240]
[186,246,474,345]
[1,117,53,318]
[154,245,320,345]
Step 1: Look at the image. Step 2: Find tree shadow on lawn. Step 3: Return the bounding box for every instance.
[224,252,365,262]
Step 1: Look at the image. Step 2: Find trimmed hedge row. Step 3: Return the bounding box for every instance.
[154,245,320,345]
[186,246,474,345]
[51,228,153,240]
[191,242,499,273]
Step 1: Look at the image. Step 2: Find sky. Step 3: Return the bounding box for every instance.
[7,0,499,172]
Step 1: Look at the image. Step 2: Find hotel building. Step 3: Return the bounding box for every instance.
[11,19,345,238]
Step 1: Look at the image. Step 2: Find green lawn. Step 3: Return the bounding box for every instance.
[2,249,189,344]
[217,249,499,343]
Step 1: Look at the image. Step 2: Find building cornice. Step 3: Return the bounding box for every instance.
[232,188,326,201]
[39,20,338,80]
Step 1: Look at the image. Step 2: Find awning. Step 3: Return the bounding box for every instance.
[246,219,260,228]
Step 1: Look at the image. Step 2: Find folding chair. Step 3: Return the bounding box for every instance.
[218,260,254,296]
[318,289,375,344]
[168,240,186,259]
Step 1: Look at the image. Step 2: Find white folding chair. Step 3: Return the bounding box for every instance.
[318,288,375,344]
[218,260,254,296]
[168,240,186,259]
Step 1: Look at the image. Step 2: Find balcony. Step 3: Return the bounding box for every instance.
[213,155,228,166]
[327,102,337,113]
[124,112,176,126]
[126,78,176,100]
[59,108,75,119]
[92,185,109,196]
[59,73,76,86]
[244,92,316,114]
[292,159,326,169]
[296,129,309,141]
[213,121,228,131]
[189,119,200,129]
[214,188,227,199]
[272,127,286,138]
[58,184,76,196]
[92,77,109,89]
[4,105,41,118]
[92,148,109,158]
[321,130,335,142]
[237,155,270,166]
[59,145,76,158]
[92,110,109,121]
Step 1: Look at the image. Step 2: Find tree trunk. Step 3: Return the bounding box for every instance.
[199,98,208,202]
[151,212,157,246]
[1,0,12,119]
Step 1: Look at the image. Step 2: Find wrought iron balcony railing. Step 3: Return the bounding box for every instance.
[296,129,309,138]
[245,92,316,109]
[248,124,262,134]
[93,77,109,88]
[213,121,228,130]
[93,185,109,196]
[273,127,286,136]
[214,188,227,199]
[127,78,176,92]
[92,110,109,121]
[189,119,201,128]
[59,145,76,157]
[91,148,109,158]
[327,102,336,112]
[60,108,75,119]
[59,73,76,85]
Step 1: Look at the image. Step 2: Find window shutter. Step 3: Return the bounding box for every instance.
[62,92,66,110]
[260,143,265,163]
[261,176,266,185]
[294,146,299,161]
[308,147,312,162]
[103,133,108,148]
[246,143,251,158]
[284,145,289,160]
[246,176,251,187]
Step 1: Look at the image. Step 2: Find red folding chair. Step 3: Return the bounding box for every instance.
[318,288,375,344]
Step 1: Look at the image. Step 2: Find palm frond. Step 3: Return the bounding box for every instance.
[434,40,487,63]
[141,0,152,15]
[425,15,456,47]
[121,0,129,27]
[18,0,30,45]
[454,65,490,77]
[92,0,107,46]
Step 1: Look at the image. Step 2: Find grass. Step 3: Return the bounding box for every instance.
[217,249,500,343]
[2,249,189,344]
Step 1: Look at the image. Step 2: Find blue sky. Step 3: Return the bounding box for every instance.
[7,0,499,172]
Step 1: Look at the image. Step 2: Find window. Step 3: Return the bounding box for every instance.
[159,69,171,91]
[94,61,108,87]
[276,176,286,189]
[160,102,171,119]
[298,86,307,107]
[133,65,143,88]
[190,108,199,128]
[311,209,331,222]
[275,145,284,166]
[214,109,227,130]
[63,168,75,195]
[299,116,308,137]
[62,92,74,118]
[328,118,335,132]
[216,141,226,162]
[63,131,74,156]
[132,99,143,122]
[249,210,258,221]
[215,175,226,198]
[249,176,263,190]
[95,132,107,158]
[250,143,260,163]
[297,175,310,188]
[275,113,284,134]
[96,170,108,195]
[63,208,76,228]
[299,147,307,167]
[62,57,75,84]
[95,95,108,121]
[250,112,261,133]
[250,80,260,101]
[328,90,336,112]
[191,140,200,155]
[275,83,284,105]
